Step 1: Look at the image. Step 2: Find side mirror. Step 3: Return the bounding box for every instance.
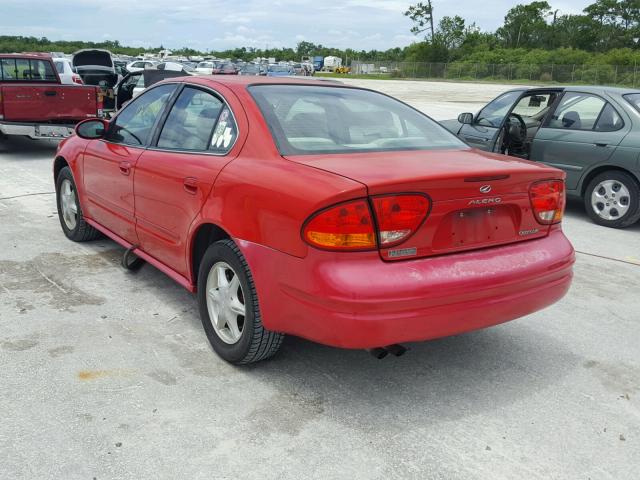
[76,118,108,139]
[458,112,474,124]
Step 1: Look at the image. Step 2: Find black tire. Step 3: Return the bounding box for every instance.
[583,171,640,228]
[197,239,284,364]
[55,166,101,241]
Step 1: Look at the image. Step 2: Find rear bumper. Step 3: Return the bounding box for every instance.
[238,229,575,349]
[0,122,75,139]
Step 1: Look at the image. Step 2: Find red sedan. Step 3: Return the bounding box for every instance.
[54,76,574,364]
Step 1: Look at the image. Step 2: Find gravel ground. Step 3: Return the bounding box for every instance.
[0,79,638,480]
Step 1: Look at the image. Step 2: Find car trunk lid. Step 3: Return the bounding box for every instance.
[286,148,565,260]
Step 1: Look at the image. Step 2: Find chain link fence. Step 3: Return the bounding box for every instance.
[350,61,640,87]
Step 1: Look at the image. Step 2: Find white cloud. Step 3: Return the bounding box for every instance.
[1,0,595,51]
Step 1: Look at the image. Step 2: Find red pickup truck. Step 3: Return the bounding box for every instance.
[0,53,103,139]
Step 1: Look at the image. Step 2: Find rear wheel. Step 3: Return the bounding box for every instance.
[584,171,640,228]
[197,239,284,364]
[56,166,101,241]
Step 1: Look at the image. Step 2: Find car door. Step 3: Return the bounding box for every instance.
[530,91,630,190]
[458,90,523,150]
[133,85,240,276]
[82,83,177,242]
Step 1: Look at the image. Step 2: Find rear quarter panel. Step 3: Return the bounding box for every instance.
[194,82,367,258]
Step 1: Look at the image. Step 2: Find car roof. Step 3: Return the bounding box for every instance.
[0,52,53,59]
[160,75,347,91]
[503,85,640,96]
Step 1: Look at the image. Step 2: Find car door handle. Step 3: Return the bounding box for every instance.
[595,142,608,147]
[119,161,131,175]
[44,90,57,97]
[183,177,198,195]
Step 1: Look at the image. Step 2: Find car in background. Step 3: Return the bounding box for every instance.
[292,63,304,76]
[194,61,220,75]
[126,60,159,73]
[54,76,573,364]
[267,64,294,77]
[72,49,120,113]
[441,86,640,228]
[113,67,193,110]
[52,57,83,85]
[238,63,265,76]
[156,61,194,73]
[0,53,103,139]
[213,62,238,75]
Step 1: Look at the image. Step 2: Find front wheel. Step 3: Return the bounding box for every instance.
[197,239,284,364]
[56,166,101,241]
[584,171,640,228]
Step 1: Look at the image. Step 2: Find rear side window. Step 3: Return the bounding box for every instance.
[157,87,226,151]
[54,61,64,74]
[249,84,465,155]
[545,92,622,131]
[624,93,640,113]
[0,58,57,81]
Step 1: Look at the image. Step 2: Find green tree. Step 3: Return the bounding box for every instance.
[496,1,553,48]
[404,1,436,42]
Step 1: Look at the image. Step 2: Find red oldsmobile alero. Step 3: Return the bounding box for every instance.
[53,76,575,364]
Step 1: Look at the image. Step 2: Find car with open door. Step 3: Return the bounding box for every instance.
[441,86,640,228]
[72,49,120,114]
[54,76,574,364]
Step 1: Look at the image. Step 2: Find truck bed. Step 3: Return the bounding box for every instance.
[0,83,101,123]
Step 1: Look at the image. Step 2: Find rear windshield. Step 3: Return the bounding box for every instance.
[1,58,57,82]
[249,84,466,155]
[624,93,640,113]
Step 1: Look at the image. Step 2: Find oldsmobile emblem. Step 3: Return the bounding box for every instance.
[479,185,492,194]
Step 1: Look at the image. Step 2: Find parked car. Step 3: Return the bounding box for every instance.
[113,67,194,110]
[213,62,238,75]
[0,53,104,139]
[125,60,159,73]
[194,61,220,75]
[267,64,294,77]
[72,49,120,114]
[54,77,574,364]
[238,63,265,76]
[52,57,83,85]
[441,86,640,228]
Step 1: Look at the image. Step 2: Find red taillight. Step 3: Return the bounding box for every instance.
[0,89,3,120]
[72,75,83,85]
[303,199,376,251]
[371,194,430,247]
[529,180,565,224]
[302,194,430,251]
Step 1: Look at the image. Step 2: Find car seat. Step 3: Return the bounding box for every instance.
[562,111,581,129]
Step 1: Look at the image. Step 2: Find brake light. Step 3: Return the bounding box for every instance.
[303,199,376,250]
[371,194,430,246]
[72,75,83,85]
[529,180,565,224]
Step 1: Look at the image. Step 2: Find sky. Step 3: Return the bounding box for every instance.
[1,0,593,51]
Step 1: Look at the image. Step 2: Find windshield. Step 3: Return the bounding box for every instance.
[249,85,466,155]
[476,91,522,127]
[242,65,259,72]
[197,62,213,68]
[624,93,640,113]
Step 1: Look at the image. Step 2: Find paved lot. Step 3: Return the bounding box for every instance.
[1,79,639,479]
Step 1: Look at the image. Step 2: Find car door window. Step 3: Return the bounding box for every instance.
[475,91,521,127]
[157,87,225,151]
[106,84,176,146]
[545,93,607,131]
